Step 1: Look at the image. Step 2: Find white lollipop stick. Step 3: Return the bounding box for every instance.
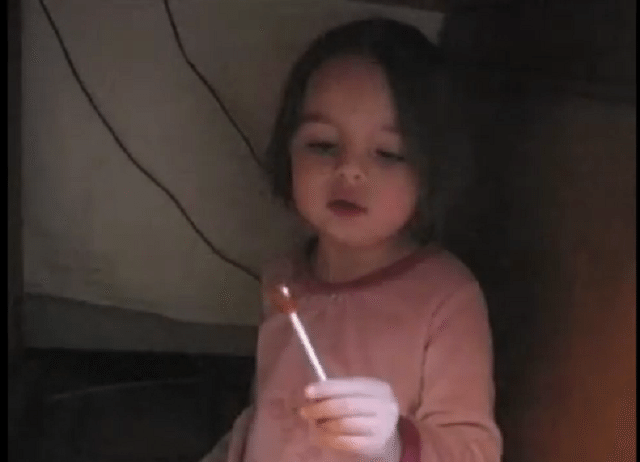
[277,285,327,382]
[288,311,327,381]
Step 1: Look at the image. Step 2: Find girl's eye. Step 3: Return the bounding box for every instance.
[306,141,337,155]
[377,150,405,163]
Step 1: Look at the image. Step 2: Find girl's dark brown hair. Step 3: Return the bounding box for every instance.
[265,18,460,244]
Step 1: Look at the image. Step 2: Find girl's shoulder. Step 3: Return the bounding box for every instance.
[412,244,478,287]
[389,243,482,308]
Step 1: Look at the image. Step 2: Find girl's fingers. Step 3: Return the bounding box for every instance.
[316,433,379,454]
[306,378,393,400]
[316,415,378,436]
[300,396,382,421]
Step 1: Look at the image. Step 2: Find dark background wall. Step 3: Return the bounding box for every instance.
[435,1,636,461]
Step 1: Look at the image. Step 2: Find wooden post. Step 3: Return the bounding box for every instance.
[437,1,636,461]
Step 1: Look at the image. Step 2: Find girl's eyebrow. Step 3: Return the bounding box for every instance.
[299,113,334,126]
[300,112,400,134]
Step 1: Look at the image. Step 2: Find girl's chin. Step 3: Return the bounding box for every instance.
[299,213,407,249]
[316,229,393,250]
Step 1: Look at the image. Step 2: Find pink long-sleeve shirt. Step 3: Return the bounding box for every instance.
[220,243,502,462]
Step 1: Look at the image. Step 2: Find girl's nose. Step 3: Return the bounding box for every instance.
[335,153,365,183]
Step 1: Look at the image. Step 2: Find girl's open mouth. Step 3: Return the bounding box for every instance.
[327,200,367,216]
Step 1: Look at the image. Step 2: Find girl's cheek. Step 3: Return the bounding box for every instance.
[291,151,313,178]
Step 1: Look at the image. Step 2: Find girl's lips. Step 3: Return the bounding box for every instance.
[327,199,367,216]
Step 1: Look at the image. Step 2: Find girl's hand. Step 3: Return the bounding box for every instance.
[299,377,402,461]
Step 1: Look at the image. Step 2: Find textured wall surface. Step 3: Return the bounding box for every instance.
[22,0,444,326]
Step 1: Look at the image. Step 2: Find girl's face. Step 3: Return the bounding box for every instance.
[290,55,419,249]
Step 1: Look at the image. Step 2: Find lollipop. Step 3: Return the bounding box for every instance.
[269,284,327,381]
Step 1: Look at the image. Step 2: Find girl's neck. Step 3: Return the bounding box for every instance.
[312,235,419,284]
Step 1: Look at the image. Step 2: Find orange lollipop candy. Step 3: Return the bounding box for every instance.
[269,284,297,314]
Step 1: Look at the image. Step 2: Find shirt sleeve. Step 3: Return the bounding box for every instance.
[409,281,503,462]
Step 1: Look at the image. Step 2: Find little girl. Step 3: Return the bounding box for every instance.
[201,18,502,462]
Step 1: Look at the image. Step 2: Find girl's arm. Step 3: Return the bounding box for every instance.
[407,282,502,462]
